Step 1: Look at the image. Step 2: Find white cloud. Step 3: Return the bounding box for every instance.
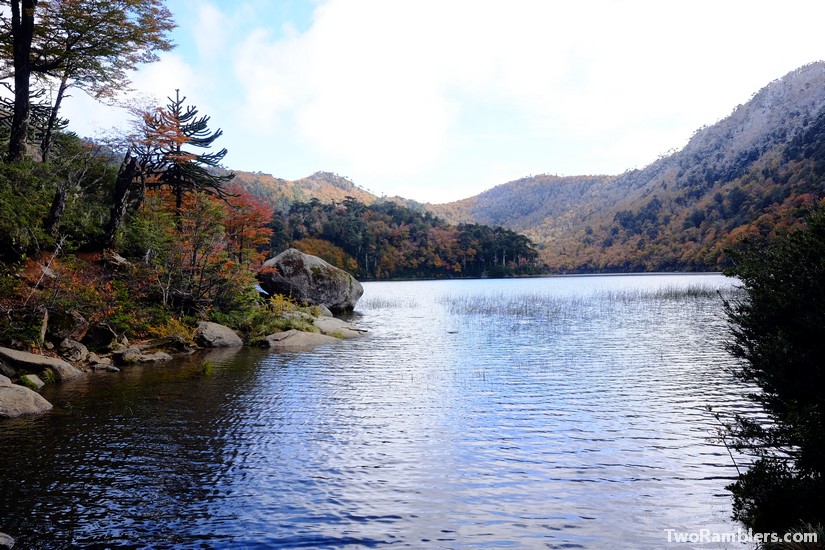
[58,0,825,202]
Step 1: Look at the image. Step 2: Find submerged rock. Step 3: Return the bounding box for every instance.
[0,531,14,549]
[259,248,363,314]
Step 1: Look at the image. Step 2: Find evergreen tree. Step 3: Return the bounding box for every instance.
[723,203,825,533]
[135,90,234,212]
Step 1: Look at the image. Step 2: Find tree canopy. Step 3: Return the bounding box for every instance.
[0,0,175,160]
[271,197,543,280]
[134,89,234,212]
[723,203,825,533]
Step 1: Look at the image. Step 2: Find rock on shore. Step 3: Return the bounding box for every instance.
[0,374,52,418]
[259,248,363,313]
[263,330,341,351]
[194,322,243,348]
[0,346,83,381]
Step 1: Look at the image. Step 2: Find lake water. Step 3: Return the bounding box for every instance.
[0,274,759,549]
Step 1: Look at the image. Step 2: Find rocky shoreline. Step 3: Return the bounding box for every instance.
[0,310,366,419]
[0,249,367,419]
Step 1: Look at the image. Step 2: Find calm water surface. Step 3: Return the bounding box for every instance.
[0,274,758,549]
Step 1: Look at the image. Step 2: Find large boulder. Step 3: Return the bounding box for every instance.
[259,248,363,313]
[45,308,89,343]
[194,322,243,348]
[0,347,84,381]
[0,375,53,418]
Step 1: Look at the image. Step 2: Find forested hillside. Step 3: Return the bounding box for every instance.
[431,62,825,272]
[270,198,542,280]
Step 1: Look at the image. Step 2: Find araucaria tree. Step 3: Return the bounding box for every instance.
[135,90,234,212]
[723,203,825,533]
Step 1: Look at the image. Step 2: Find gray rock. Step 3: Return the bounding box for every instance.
[0,374,10,386]
[20,374,45,389]
[0,363,15,378]
[0,531,14,549]
[113,346,143,364]
[59,338,89,363]
[281,311,315,323]
[0,383,53,418]
[194,322,243,348]
[259,248,363,314]
[316,304,334,317]
[87,353,112,367]
[45,309,89,343]
[112,347,172,364]
[105,252,132,269]
[137,352,172,363]
[0,347,83,381]
[263,329,340,351]
[313,316,367,339]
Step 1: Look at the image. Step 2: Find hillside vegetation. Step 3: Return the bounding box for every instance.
[430,62,825,272]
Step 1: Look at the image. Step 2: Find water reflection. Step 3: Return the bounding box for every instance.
[0,274,754,548]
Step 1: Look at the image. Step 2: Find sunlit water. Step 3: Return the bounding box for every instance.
[0,274,759,549]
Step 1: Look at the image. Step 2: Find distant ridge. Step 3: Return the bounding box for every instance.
[227,170,380,211]
[429,61,825,271]
[227,62,825,273]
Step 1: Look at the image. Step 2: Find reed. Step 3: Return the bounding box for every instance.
[359,296,419,309]
[439,284,736,317]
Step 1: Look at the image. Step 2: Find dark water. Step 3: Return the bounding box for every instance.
[0,274,758,549]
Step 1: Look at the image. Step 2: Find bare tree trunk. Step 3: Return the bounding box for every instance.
[41,71,70,162]
[104,152,138,249]
[42,186,66,236]
[8,0,38,162]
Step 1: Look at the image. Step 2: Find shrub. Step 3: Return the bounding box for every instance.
[723,203,825,533]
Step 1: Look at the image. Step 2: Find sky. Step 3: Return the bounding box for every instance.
[60,0,825,204]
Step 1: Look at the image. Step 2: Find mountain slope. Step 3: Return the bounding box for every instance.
[227,170,380,211]
[430,61,825,272]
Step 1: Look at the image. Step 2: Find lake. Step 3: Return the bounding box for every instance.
[0,274,758,549]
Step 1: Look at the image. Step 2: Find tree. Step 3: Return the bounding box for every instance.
[33,0,175,161]
[223,183,273,268]
[134,90,234,213]
[723,202,825,533]
[4,0,38,161]
[1,0,175,161]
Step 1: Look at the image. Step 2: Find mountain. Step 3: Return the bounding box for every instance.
[429,61,825,272]
[228,62,825,274]
[227,170,380,211]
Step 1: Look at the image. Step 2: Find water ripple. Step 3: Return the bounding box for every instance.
[0,274,756,548]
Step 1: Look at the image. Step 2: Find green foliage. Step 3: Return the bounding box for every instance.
[18,375,40,390]
[209,294,318,346]
[42,369,56,384]
[0,160,54,260]
[148,316,194,344]
[723,204,825,533]
[272,197,543,280]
